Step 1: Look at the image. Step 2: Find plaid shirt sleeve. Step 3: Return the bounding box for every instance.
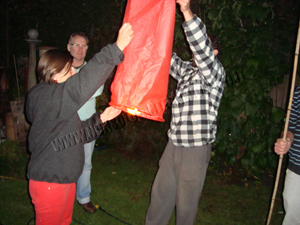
[184,15,226,110]
[168,15,226,147]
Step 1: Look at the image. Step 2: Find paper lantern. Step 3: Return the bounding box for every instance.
[109,0,175,122]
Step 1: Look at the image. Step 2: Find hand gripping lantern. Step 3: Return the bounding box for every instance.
[109,0,176,122]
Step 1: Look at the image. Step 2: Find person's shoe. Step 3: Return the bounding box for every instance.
[82,201,97,214]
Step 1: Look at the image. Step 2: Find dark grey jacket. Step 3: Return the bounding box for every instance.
[26,43,123,183]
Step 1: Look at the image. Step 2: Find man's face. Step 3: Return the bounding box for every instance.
[67,35,88,63]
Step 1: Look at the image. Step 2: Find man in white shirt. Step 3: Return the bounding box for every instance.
[67,32,104,213]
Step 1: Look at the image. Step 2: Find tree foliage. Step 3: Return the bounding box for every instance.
[197,0,299,175]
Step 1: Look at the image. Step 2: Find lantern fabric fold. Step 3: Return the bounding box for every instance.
[109,0,176,122]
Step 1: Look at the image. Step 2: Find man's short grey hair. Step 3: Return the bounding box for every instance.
[68,32,89,45]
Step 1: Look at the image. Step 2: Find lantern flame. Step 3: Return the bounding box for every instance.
[127,108,139,115]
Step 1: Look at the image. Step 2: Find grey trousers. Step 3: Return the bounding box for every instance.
[282,169,300,225]
[145,141,211,225]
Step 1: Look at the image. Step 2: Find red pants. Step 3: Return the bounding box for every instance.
[29,180,76,225]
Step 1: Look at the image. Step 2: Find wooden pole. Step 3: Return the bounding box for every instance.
[13,55,20,101]
[266,19,300,225]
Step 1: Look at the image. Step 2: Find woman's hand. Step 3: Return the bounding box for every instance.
[100,106,122,123]
[116,23,134,51]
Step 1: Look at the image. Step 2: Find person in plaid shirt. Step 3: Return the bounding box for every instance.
[145,0,226,224]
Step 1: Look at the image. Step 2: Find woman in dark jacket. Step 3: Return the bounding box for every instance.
[26,23,133,225]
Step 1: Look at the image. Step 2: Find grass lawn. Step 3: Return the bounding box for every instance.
[0,147,285,225]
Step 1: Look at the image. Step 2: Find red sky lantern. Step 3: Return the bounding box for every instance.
[109,0,176,122]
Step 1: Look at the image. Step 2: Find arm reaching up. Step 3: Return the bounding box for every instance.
[176,0,194,22]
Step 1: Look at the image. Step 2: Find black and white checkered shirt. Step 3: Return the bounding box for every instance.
[168,15,226,147]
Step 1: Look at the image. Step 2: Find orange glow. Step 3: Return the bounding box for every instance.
[127,108,139,115]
